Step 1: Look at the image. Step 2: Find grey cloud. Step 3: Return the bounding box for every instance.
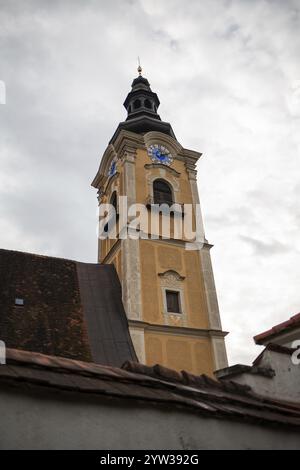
[239,235,291,256]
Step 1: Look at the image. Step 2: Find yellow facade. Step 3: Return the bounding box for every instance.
[145,333,214,376]
[139,240,209,329]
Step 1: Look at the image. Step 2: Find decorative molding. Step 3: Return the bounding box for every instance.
[144,163,180,178]
[159,270,187,327]
[186,168,198,181]
[122,147,137,208]
[144,131,183,158]
[183,148,202,174]
[113,130,144,155]
[121,238,143,321]
[146,173,179,204]
[134,232,212,248]
[105,172,120,194]
[92,130,203,190]
[158,270,185,281]
[91,130,144,190]
[97,187,105,205]
[128,319,229,338]
[120,145,143,322]
[92,144,118,189]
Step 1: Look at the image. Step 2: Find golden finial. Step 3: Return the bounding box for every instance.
[137,56,142,76]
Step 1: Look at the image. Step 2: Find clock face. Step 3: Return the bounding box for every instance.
[108,159,117,177]
[147,144,173,166]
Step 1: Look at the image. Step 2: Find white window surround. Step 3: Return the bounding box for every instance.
[159,270,188,327]
[146,173,180,204]
[162,285,185,313]
[161,285,187,327]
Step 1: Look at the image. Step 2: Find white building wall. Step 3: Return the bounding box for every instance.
[223,350,300,403]
[0,387,299,450]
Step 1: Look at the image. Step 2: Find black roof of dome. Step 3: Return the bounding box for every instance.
[109,70,176,143]
[131,75,150,88]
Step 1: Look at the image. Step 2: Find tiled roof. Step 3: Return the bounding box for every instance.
[1,348,300,428]
[254,313,300,345]
[0,249,137,367]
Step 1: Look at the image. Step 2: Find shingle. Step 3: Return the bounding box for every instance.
[76,262,137,366]
[0,249,137,367]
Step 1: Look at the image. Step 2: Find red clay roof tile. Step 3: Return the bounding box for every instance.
[1,348,300,428]
[254,313,300,344]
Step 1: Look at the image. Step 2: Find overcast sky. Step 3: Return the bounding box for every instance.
[0,0,299,365]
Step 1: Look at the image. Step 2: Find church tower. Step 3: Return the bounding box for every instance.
[92,67,228,376]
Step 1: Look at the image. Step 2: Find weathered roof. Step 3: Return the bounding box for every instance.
[0,249,137,367]
[254,313,300,345]
[215,363,275,381]
[1,348,300,429]
[76,261,137,366]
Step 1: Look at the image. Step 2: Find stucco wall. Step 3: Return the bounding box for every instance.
[231,350,300,403]
[145,331,214,376]
[140,239,210,329]
[0,386,299,450]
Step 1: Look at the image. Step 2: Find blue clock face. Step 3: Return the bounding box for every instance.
[108,159,117,177]
[147,144,173,166]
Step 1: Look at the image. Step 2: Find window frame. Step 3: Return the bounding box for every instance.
[165,289,182,314]
[153,178,174,206]
[110,190,118,214]
[103,190,118,234]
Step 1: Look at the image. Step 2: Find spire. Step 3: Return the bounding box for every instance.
[109,69,176,143]
[137,56,142,76]
[123,70,160,122]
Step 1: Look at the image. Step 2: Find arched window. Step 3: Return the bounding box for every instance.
[133,99,141,110]
[144,99,152,109]
[153,179,173,205]
[104,191,118,234]
[110,191,118,213]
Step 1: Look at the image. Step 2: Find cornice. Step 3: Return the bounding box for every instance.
[92,129,203,189]
[113,129,144,155]
[144,163,181,178]
[144,131,183,157]
[128,319,228,338]
[183,148,202,173]
[91,144,117,189]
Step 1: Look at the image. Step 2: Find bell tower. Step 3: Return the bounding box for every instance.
[92,67,228,376]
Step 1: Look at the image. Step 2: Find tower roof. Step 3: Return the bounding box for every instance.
[109,68,176,144]
[123,74,160,120]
